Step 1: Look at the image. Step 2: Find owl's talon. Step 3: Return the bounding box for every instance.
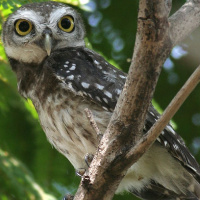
[97,133,103,142]
[62,194,74,200]
[76,168,86,177]
[85,153,94,167]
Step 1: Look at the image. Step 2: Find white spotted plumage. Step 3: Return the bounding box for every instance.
[103,98,108,104]
[95,96,101,102]
[95,83,104,90]
[104,91,112,98]
[119,75,126,79]
[116,89,122,95]
[2,2,200,200]
[166,125,176,135]
[81,82,90,89]
[94,60,99,65]
[66,75,74,80]
[69,66,76,70]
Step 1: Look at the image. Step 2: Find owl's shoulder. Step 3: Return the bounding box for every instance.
[43,47,126,110]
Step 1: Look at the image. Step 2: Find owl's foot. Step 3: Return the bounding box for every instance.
[75,154,93,177]
[76,168,86,177]
[85,153,94,167]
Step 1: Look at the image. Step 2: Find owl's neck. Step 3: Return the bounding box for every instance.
[8,58,60,103]
[5,43,48,64]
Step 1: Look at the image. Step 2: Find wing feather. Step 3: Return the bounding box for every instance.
[46,46,200,182]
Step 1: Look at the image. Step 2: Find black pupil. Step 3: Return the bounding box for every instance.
[61,18,71,29]
[19,21,30,32]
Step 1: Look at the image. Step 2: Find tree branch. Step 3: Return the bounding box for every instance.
[74,1,171,199]
[126,64,200,161]
[169,0,200,46]
[73,1,200,200]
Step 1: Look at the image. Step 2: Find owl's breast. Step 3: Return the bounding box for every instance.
[32,88,111,169]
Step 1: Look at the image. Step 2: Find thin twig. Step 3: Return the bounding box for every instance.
[84,108,102,137]
[126,65,200,160]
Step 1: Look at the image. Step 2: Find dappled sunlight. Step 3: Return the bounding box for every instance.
[0,149,57,200]
[0,1,199,200]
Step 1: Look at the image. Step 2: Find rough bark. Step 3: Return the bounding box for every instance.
[74,1,171,199]
[73,0,200,199]
[169,0,200,45]
[126,65,200,161]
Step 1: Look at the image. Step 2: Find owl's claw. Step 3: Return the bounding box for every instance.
[76,168,86,177]
[85,153,94,167]
[75,154,94,177]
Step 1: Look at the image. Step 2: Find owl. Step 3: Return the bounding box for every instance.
[2,2,200,199]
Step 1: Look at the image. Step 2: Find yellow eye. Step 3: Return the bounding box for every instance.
[15,19,32,36]
[58,16,74,33]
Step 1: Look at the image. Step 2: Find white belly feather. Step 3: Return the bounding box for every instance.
[31,91,197,196]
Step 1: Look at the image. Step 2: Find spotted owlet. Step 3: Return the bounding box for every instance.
[2,2,200,199]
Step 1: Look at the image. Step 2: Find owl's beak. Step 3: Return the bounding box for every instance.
[44,34,52,56]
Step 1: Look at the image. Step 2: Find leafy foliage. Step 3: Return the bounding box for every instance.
[0,149,57,200]
[0,0,199,200]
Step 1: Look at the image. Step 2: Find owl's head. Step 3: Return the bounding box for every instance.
[2,2,85,64]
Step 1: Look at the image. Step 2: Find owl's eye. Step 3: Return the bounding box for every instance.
[58,16,74,33]
[15,19,33,36]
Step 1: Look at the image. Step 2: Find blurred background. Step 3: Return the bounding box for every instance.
[0,0,200,199]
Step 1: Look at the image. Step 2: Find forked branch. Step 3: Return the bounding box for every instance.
[74,0,200,200]
[74,1,171,199]
[126,65,200,161]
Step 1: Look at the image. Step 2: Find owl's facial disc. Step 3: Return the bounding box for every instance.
[2,2,85,64]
